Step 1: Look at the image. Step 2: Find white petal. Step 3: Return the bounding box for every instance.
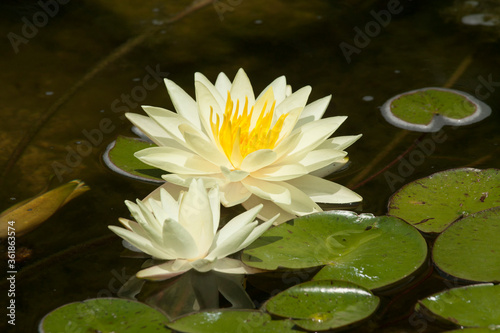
[124,200,161,239]
[310,157,349,178]
[251,163,308,181]
[295,95,332,129]
[275,85,311,120]
[215,72,232,96]
[230,68,255,110]
[135,199,164,242]
[108,225,174,259]
[195,72,225,112]
[241,195,296,225]
[235,214,278,251]
[208,185,221,234]
[240,149,277,172]
[164,78,201,129]
[180,124,231,168]
[213,257,263,275]
[117,217,140,231]
[141,106,190,146]
[273,181,322,216]
[178,179,215,256]
[162,173,225,189]
[256,75,287,105]
[221,166,249,182]
[242,177,291,205]
[136,259,192,280]
[316,134,362,151]
[276,107,303,144]
[282,116,348,163]
[159,187,180,222]
[135,147,220,175]
[219,182,251,207]
[125,113,188,150]
[190,258,217,272]
[209,204,263,254]
[195,77,224,141]
[146,198,169,228]
[161,217,200,259]
[287,174,363,204]
[298,149,347,173]
[273,130,302,160]
[206,221,257,260]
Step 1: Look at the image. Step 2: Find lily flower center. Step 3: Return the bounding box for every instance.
[210,90,288,166]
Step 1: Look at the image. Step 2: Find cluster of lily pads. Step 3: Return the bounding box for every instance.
[38,71,499,332]
[39,168,500,332]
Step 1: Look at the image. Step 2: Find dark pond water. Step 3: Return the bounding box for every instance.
[0,0,499,332]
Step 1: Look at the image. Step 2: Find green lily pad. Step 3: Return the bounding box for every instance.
[103,136,164,183]
[166,310,297,333]
[381,87,491,132]
[264,280,379,331]
[39,298,171,332]
[415,284,500,327]
[433,206,500,282]
[242,211,427,290]
[388,168,500,233]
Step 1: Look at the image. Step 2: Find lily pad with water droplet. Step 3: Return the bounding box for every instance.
[39,298,171,332]
[166,310,296,333]
[242,211,427,290]
[103,136,164,183]
[388,168,500,233]
[433,206,500,282]
[415,283,500,327]
[263,280,379,331]
[381,87,491,132]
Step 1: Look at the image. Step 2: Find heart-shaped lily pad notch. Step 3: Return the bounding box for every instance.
[103,136,164,183]
[415,283,500,328]
[166,310,297,333]
[39,298,171,332]
[264,280,379,331]
[381,87,491,132]
[388,168,500,233]
[433,206,500,282]
[242,211,428,290]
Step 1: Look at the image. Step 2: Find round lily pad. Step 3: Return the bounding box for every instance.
[388,168,500,233]
[39,298,171,332]
[433,206,500,282]
[415,283,500,327]
[166,310,296,333]
[381,87,491,132]
[103,136,164,183]
[264,280,379,331]
[242,211,428,290]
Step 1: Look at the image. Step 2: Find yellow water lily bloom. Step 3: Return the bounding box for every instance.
[109,179,278,280]
[127,69,362,224]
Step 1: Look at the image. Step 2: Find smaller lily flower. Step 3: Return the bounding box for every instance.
[109,179,278,280]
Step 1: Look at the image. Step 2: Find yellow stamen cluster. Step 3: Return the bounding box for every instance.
[210,91,288,167]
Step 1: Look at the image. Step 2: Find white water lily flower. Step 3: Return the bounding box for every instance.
[127,68,362,224]
[109,179,278,280]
